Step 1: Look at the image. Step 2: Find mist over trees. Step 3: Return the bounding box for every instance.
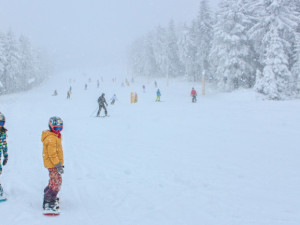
[128,0,300,100]
[0,30,51,95]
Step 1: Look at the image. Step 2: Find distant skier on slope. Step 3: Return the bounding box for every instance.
[52,90,58,96]
[0,113,8,201]
[156,89,161,102]
[42,116,64,214]
[110,94,118,105]
[97,93,108,117]
[191,87,197,103]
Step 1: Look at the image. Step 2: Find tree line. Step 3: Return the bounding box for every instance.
[128,0,300,100]
[0,30,51,95]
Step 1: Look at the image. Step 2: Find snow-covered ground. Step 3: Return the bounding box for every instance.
[0,71,299,225]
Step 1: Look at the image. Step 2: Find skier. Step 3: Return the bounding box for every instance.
[142,85,146,93]
[97,93,108,117]
[191,87,197,103]
[52,90,58,96]
[0,113,8,201]
[42,116,64,214]
[110,94,118,105]
[156,89,161,102]
[85,84,88,90]
[97,80,100,88]
[154,81,157,88]
[67,90,71,99]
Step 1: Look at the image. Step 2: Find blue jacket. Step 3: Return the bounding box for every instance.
[156,90,161,97]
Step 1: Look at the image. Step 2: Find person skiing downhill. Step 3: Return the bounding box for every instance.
[156,89,161,102]
[110,94,118,105]
[191,87,197,103]
[0,113,8,201]
[42,116,64,214]
[97,93,108,117]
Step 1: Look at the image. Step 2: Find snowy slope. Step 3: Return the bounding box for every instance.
[0,71,299,225]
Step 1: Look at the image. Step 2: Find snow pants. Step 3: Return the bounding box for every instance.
[192,96,197,103]
[156,96,160,102]
[44,168,62,202]
[97,104,107,116]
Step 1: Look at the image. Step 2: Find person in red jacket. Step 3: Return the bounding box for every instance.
[191,88,197,103]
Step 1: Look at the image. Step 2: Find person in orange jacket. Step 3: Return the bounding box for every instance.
[191,87,197,103]
[41,116,64,212]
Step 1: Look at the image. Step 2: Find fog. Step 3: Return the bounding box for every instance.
[0,0,220,71]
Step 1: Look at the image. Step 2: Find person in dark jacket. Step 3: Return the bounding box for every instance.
[97,93,108,117]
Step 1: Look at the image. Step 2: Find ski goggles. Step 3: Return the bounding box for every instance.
[0,121,5,126]
[53,126,63,131]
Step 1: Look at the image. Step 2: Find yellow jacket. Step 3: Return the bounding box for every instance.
[41,130,64,168]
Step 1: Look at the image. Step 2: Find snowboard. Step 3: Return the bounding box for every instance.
[0,196,7,202]
[43,210,60,216]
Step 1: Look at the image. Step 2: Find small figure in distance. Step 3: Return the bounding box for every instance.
[52,90,58,96]
[191,87,197,103]
[156,89,161,102]
[110,94,118,105]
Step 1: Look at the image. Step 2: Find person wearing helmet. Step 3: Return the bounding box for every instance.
[97,93,108,117]
[191,87,197,103]
[0,113,8,200]
[41,116,64,213]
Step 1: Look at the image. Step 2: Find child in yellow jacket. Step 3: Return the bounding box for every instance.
[42,116,64,212]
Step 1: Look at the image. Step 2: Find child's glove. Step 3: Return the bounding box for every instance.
[55,162,64,174]
[3,155,8,166]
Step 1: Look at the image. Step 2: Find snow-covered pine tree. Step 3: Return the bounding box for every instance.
[19,35,35,91]
[195,0,213,81]
[129,37,146,77]
[256,26,293,99]
[291,32,300,94]
[210,0,255,91]
[0,32,7,93]
[165,20,183,78]
[143,33,160,78]
[2,30,21,93]
[178,21,198,81]
[248,0,300,99]
[153,25,168,78]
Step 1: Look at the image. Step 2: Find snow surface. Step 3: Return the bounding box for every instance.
[0,71,299,225]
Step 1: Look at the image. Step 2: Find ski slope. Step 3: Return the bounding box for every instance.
[0,71,299,225]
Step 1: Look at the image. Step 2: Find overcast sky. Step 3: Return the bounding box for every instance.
[0,0,221,70]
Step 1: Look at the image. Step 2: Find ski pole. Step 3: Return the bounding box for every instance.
[89,107,98,117]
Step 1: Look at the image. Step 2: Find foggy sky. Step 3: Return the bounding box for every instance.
[0,0,220,70]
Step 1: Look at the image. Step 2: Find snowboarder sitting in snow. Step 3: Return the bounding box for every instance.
[0,113,8,199]
[110,94,118,105]
[156,89,161,102]
[191,87,197,103]
[97,93,108,117]
[42,116,64,212]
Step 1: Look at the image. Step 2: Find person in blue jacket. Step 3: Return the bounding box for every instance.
[156,89,161,102]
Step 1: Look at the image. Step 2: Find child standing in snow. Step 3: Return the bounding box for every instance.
[156,89,161,102]
[191,87,197,103]
[0,113,8,200]
[42,116,64,212]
